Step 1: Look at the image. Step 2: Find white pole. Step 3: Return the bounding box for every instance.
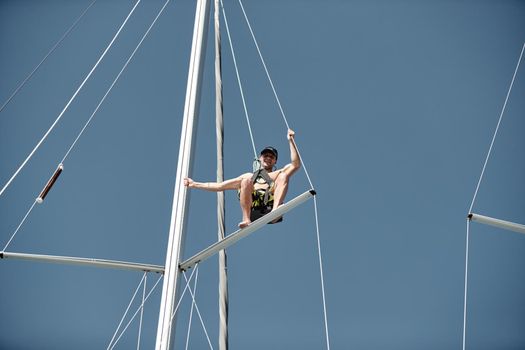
[0,251,164,273]
[468,213,525,235]
[155,0,211,349]
[214,0,229,348]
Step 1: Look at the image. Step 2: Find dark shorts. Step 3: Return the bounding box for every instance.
[239,189,283,223]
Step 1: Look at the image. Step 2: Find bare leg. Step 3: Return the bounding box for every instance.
[239,177,253,228]
[271,172,289,222]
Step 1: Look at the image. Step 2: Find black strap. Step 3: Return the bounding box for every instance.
[251,168,273,205]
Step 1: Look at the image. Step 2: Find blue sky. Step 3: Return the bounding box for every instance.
[1,0,525,349]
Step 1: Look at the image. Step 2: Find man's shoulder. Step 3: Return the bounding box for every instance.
[269,164,291,176]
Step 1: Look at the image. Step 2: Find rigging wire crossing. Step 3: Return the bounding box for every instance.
[107,272,148,349]
[108,274,164,350]
[179,2,329,348]
[184,267,199,350]
[2,1,330,348]
[2,0,172,251]
[170,265,199,324]
[235,0,315,190]
[220,1,328,348]
[0,0,142,198]
[183,269,215,350]
[234,1,328,347]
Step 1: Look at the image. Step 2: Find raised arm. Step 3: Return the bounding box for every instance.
[282,129,301,177]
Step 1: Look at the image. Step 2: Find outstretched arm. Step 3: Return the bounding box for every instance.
[184,173,250,192]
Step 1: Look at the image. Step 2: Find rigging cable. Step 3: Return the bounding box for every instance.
[314,196,331,350]
[462,219,471,350]
[219,0,257,159]
[170,264,199,323]
[0,0,142,198]
[467,42,525,214]
[137,272,147,350]
[184,266,200,350]
[0,0,97,115]
[234,1,329,348]
[109,273,164,350]
[183,269,215,350]
[107,272,148,350]
[1,0,172,251]
[60,0,172,164]
[2,200,37,251]
[236,0,315,190]
[462,42,525,350]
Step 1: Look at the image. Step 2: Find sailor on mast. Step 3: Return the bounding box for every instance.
[184,129,301,228]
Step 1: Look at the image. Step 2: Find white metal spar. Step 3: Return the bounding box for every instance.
[180,189,316,271]
[154,0,211,349]
[0,251,164,273]
[468,213,525,235]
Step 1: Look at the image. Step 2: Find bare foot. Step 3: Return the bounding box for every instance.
[238,220,251,229]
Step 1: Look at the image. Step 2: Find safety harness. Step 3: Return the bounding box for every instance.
[250,167,274,206]
[249,161,282,223]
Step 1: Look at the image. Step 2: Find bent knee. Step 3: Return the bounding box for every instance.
[240,177,254,191]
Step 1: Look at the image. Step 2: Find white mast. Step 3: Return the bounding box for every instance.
[155,0,211,349]
[213,0,229,348]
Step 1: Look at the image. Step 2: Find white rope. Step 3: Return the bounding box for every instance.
[235,0,315,189]
[462,219,471,350]
[220,0,257,159]
[183,270,214,350]
[0,0,98,114]
[1,0,172,250]
[463,42,525,350]
[313,196,331,350]
[236,0,289,130]
[290,138,315,190]
[170,265,199,322]
[136,272,147,350]
[185,267,200,350]
[107,272,147,350]
[222,4,327,345]
[0,0,142,198]
[60,0,172,164]
[2,199,38,251]
[109,274,163,350]
[468,42,525,213]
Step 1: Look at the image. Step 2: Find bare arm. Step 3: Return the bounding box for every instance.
[282,129,301,177]
[184,174,250,192]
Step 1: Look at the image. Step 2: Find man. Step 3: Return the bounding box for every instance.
[184,129,301,228]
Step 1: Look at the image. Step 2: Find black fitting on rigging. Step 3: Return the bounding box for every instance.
[37,164,63,204]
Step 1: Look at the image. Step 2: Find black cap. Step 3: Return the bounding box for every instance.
[260,146,278,160]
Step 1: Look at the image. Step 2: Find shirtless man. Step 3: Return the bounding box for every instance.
[184,129,301,228]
